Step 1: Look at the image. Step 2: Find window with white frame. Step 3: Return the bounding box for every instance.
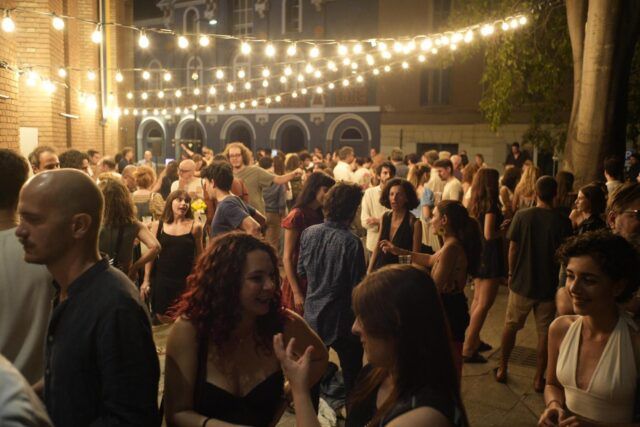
[232,0,254,36]
[183,7,200,35]
[283,0,302,34]
[186,56,204,90]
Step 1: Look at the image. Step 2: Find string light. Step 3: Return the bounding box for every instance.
[251,99,258,107]
[342,78,349,87]
[237,69,246,79]
[353,43,363,55]
[208,86,217,95]
[240,41,251,55]
[199,35,210,47]
[91,24,102,44]
[52,14,65,31]
[240,101,246,109]
[193,87,201,96]
[215,69,225,80]
[481,24,495,36]
[138,31,150,49]
[42,79,56,94]
[265,97,272,105]
[226,83,234,93]
[142,70,150,80]
[178,36,189,49]
[309,46,320,58]
[115,71,124,82]
[286,44,297,56]
[141,92,148,100]
[356,75,364,83]
[300,88,308,95]
[262,68,271,78]
[57,67,67,78]
[126,91,133,100]
[275,95,282,103]
[262,79,269,88]
[175,89,182,98]
[338,44,348,56]
[316,87,323,94]
[157,90,164,99]
[87,70,96,81]
[2,10,15,33]
[519,16,528,25]
[205,106,212,113]
[284,66,293,76]
[265,43,276,57]
[501,22,510,31]
[244,81,252,90]
[163,71,172,82]
[402,61,409,70]
[291,91,298,99]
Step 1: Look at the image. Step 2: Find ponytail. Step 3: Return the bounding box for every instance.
[437,200,483,276]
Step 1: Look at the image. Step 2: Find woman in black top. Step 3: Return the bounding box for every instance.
[164,232,328,427]
[156,160,179,200]
[276,265,469,427]
[463,168,506,363]
[368,178,422,273]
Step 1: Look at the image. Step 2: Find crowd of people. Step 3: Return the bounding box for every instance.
[0,139,639,427]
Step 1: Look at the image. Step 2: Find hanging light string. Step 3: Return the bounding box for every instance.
[0,8,528,118]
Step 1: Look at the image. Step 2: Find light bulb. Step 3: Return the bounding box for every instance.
[421,38,432,51]
[244,81,252,90]
[297,74,304,82]
[57,68,67,78]
[440,35,450,45]
[126,92,133,100]
[342,79,349,87]
[286,44,297,56]
[356,75,364,83]
[291,91,298,99]
[178,36,189,49]
[138,31,150,49]
[275,95,282,102]
[372,68,380,75]
[519,16,528,25]
[451,33,463,44]
[191,104,198,111]
[133,109,139,116]
[142,109,147,116]
[42,80,56,94]
[450,44,457,51]
[241,41,251,55]
[510,18,519,28]
[161,108,167,115]
[237,69,246,79]
[115,71,124,82]
[262,79,269,88]
[284,66,293,76]
[230,103,236,110]
[351,62,358,70]
[193,87,201,95]
[265,43,276,57]
[314,70,322,78]
[366,54,375,66]
[305,63,314,74]
[157,90,164,99]
[265,97,272,105]
[300,88,308,95]
[353,43,363,54]
[52,15,65,31]
[87,70,96,81]
[431,48,438,55]
[501,22,510,31]
[219,104,225,111]
[91,25,102,44]
[328,82,335,89]
[402,61,409,69]
[342,57,351,66]
[481,25,495,36]
[215,69,224,80]
[2,12,16,33]
[142,70,150,80]
[382,51,392,59]
[108,93,115,102]
[205,106,212,113]
[279,76,287,84]
[262,68,271,78]
[226,83,234,93]
[153,109,159,116]
[240,102,246,109]
[309,46,320,58]
[328,61,337,71]
[316,87,323,94]
[393,41,403,53]
[251,100,258,107]
[141,92,148,100]
[199,35,210,47]
[175,107,181,114]
[208,86,217,95]
[163,71,172,81]
[384,65,391,72]
[377,42,388,52]
[78,92,86,105]
[191,72,199,81]
[175,89,182,98]
[124,108,130,116]
[418,54,426,62]
[338,44,348,56]
[464,30,474,43]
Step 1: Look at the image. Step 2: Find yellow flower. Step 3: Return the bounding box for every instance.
[191,198,207,213]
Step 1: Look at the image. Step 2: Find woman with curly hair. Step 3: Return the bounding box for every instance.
[164,232,328,427]
[463,168,506,363]
[141,190,203,323]
[512,165,540,212]
[98,176,161,280]
[368,178,422,273]
[539,231,640,425]
[275,265,469,427]
[281,172,336,314]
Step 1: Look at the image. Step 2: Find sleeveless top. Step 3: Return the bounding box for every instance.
[154,221,196,281]
[98,223,138,271]
[194,339,284,427]
[372,211,415,271]
[556,315,638,423]
[347,365,465,427]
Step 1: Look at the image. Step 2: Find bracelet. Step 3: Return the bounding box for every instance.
[202,417,211,427]
[546,399,563,409]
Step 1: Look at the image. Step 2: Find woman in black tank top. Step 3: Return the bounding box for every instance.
[276,265,469,427]
[163,233,328,427]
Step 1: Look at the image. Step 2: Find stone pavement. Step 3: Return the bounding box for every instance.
[153,285,545,426]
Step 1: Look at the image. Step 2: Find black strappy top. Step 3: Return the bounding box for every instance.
[194,340,285,427]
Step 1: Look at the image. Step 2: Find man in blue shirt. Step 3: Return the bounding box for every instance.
[298,182,366,396]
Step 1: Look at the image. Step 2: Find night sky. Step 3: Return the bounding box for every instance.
[133,0,163,21]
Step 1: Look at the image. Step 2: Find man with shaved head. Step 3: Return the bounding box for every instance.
[15,169,160,426]
[171,158,204,199]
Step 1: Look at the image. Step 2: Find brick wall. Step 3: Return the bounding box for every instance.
[0,0,134,156]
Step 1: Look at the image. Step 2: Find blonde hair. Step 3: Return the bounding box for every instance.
[407,163,431,189]
[514,165,540,199]
[223,142,252,166]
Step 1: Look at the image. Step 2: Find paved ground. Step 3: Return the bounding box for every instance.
[154,285,545,426]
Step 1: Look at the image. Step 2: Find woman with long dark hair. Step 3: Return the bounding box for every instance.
[141,190,203,323]
[554,171,576,217]
[98,177,161,280]
[155,160,179,200]
[275,264,469,427]
[380,200,482,375]
[368,178,422,273]
[164,232,328,427]
[500,167,521,220]
[280,172,336,313]
[463,168,506,363]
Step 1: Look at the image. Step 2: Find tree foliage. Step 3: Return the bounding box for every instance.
[448,0,573,153]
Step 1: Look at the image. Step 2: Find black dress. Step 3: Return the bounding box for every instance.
[151,221,195,315]
[347,365,464,427]
[372,211,416,271]
[194,339,284,427]
[475,209,507,279]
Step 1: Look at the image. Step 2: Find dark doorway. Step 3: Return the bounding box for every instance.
[229,125,253,149]
[180,122,204,154]
[280,125,306,153]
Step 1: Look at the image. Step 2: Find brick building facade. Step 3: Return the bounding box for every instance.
[0,0,135,158]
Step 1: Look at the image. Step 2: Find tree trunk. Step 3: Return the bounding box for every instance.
[563,0,640,187]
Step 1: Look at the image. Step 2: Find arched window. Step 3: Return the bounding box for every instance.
[340,127,363,144]
[183,7,200,34]
[186,56,204,90]
[232,0,254,36]
[282,0,302,33]
[147,60,163,91]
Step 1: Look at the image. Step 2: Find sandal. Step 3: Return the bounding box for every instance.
[463,352,488,364]
[478,341,493,352]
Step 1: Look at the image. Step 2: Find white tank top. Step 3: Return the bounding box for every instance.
[556,314,638,422]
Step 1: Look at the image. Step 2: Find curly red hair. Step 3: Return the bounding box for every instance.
[171,232,284,350]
